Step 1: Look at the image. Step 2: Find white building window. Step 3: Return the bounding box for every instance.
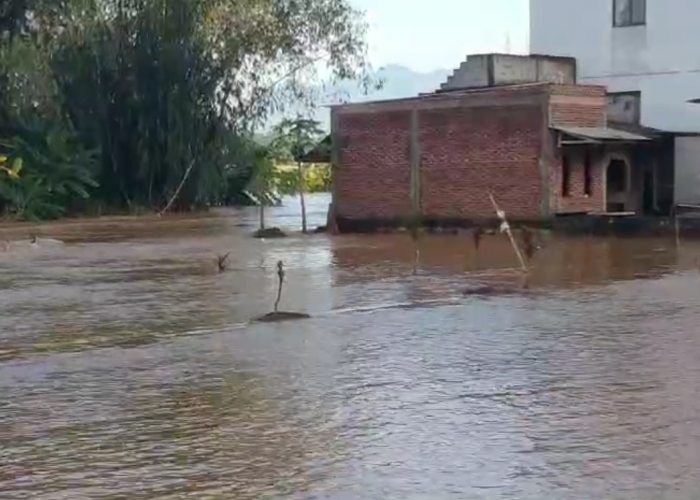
[613,0,646,27]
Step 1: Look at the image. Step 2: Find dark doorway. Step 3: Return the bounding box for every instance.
[606,158,628,212]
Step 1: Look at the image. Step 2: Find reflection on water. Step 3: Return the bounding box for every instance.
[2,193,700,498]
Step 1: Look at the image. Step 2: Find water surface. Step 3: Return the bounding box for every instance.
[1,193,700,499]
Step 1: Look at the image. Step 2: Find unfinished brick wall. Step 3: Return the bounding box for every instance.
[549,84,607,128]
[549,147,606,214]
[419,103,544,219]
[334,110,412,219]
[332,82,612,227]
[547,84,610,214]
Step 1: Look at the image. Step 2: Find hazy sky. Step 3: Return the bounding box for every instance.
[352,0,530,73]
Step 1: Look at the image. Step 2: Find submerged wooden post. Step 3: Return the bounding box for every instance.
[298,161,308,233]
[488,192,528,273]
[252,260,310,322]
[472,226,484,251]
[469,226,484,271]
[671,203,681,248]
[520,226,537,262]
[274,260,284,312]
[217,252,230,272]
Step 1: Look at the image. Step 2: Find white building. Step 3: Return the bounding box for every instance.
[530,0,700,205]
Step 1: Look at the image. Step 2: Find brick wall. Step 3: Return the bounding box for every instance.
[420,103,544,219]
[332,83,612,226]
[547,85,610,214]
[549,84,607,128]
[549,147,606,214]
[550,84,607,97]
[334,110,412,219]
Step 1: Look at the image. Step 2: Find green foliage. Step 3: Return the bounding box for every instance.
[274,165,330,195]
[0,125,98,219]
[273,168,299,196]
[307,165,331,192]
[271,117,326,163]
[0,0,375,219]
[265,116,329,201]
[247,143,278,202]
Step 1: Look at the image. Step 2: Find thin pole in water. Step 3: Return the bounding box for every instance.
[488,192,528,273]
[275,260,285,312]
[298,162,308,233]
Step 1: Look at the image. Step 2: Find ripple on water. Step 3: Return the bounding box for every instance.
[2,197,700,498]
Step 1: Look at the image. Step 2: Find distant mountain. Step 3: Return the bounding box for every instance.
[265,64,451,132]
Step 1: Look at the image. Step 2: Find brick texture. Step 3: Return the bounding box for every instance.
[547,85,616,214]
[550,148,606,214]
[334,110,412,218]
[333,83,613,225]
[419,104,544,218]
[550,84,607,97]
[549,84,607,128]
[550,103,606,127]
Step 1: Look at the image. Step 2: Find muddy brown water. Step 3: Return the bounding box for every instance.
[2,193,700,499]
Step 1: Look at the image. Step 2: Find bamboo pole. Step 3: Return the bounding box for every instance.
[488,192,528,273]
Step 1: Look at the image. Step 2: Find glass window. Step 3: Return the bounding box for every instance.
[614,0,646,27]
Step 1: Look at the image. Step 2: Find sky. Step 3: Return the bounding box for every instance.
[352,0,530,73]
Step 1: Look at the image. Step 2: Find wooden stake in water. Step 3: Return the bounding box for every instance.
[217,252,230,272]
[298,162,308,233]
[472,226,484,251]
[488,192,528,273]
[409,216,421,276]
[275,260,285,312]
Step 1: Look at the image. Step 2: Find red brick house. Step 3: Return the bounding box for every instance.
[327,54,674,232]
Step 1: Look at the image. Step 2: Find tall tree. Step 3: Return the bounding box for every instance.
[0,0,376,219]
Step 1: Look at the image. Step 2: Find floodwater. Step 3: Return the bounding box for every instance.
[2,193,700,499]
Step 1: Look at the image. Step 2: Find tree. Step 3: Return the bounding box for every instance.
[249,143,277,230]
[271,117,325,233]
[0,0,377,219]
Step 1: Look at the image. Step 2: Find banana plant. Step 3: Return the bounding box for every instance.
[0,155,22,179]
[0,125,98,219]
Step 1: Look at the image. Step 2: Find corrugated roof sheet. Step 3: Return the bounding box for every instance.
[553,126,652,142]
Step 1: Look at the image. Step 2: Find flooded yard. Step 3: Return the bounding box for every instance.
[2,193,700,499]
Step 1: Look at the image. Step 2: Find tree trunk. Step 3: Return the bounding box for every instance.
[298,161,307,233]
[259,203,265,230]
